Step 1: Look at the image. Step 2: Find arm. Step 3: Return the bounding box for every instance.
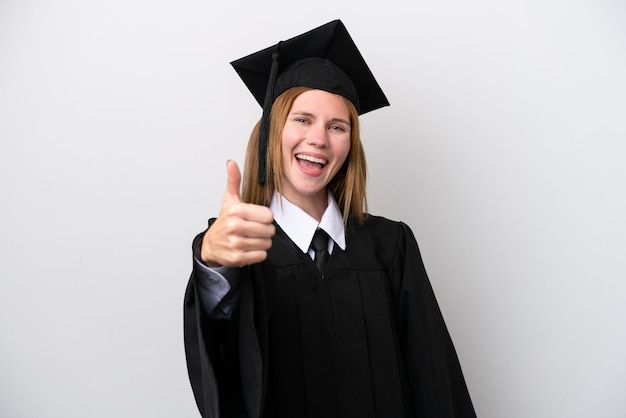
[184,160,275,417]
[193,233,242,320]
[393,222,476,418]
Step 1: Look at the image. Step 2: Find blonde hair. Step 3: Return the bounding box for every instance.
[242,86,368,225]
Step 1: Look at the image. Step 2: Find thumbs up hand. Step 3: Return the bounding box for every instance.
[200,160,276,267]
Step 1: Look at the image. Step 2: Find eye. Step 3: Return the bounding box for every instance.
[295,117,309,124]
[329,124,348,133]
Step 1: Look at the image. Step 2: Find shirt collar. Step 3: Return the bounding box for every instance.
[270,192,346,254]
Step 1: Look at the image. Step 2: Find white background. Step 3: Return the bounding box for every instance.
[1,1,625,417]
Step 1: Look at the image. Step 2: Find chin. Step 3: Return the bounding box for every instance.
[297,187,326,198]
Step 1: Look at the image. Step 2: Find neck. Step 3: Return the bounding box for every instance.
[283,190,328,222]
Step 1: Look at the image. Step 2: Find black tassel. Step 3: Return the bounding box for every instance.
[258,42,282,184]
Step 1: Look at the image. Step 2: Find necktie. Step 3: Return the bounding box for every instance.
[311,229,329,272]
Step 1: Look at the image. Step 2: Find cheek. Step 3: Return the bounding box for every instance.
[335,138,351,165]
[280,133,292,163]
[280,127,298,154]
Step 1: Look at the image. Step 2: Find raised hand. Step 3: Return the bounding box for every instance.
[200,160,275,267]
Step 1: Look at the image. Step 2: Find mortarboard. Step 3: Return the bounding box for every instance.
[231,19,389,184]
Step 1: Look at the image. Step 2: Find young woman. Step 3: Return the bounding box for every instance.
[184,20,476,418]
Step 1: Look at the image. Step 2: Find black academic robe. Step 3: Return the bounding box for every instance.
[184,215,476,418]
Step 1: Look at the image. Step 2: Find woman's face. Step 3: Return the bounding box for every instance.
[280,89,352,210]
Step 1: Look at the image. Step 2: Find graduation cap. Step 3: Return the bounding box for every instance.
[231,19,389,184]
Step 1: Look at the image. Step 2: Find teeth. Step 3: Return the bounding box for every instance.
[296,154,327,165]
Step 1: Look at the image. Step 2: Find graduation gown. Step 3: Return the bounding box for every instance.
[184,215,476,418]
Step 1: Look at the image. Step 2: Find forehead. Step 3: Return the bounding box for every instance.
[290,89,351,117]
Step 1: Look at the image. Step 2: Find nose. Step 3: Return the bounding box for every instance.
[307,123,328,148]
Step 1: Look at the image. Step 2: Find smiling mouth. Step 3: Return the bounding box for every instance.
[296,153,327,169]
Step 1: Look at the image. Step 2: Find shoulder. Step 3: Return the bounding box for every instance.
[345,215,419,266]
[349,214,415,243]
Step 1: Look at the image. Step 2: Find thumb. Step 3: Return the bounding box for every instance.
[223,159,242,203]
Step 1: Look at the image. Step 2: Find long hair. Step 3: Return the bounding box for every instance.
[241,86,368,225]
